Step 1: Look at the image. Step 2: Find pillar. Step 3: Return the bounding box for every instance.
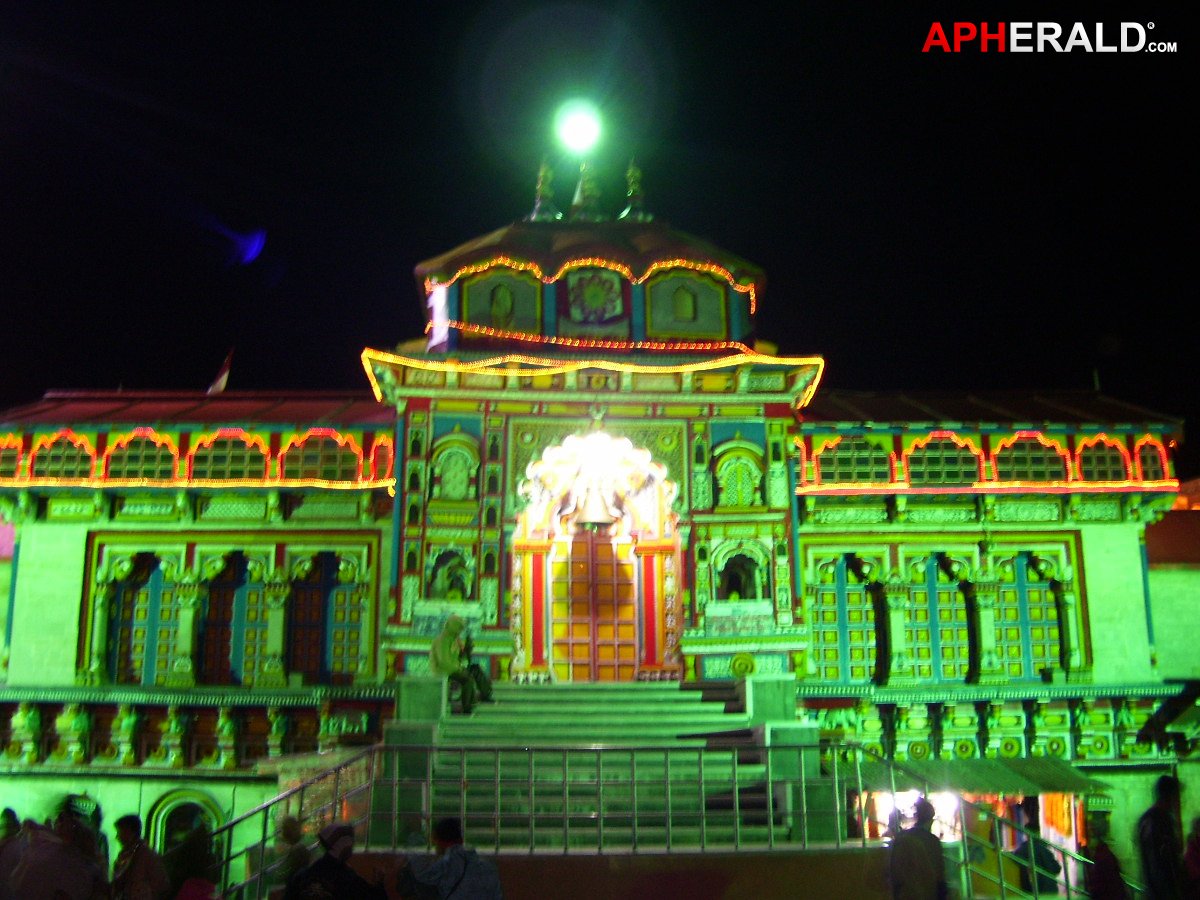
[257,577,291,688]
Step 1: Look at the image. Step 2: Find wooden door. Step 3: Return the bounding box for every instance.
[550,530,639,681]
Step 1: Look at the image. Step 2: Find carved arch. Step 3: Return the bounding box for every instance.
[712,439,764,509]
[429,430,481,502]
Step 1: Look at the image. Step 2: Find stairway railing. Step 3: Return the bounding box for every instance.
[207,740,1146,900]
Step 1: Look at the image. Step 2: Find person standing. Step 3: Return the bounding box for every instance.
[274,815,312,888]
[1138,774,1186,899]
[111,814,170,900]
[1014,797,1061,898]
[889,798,947,900]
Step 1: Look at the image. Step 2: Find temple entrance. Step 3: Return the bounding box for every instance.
[511,430,683,683]
[550,529,638,681]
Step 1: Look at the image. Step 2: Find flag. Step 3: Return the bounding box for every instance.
[207,350,233,394]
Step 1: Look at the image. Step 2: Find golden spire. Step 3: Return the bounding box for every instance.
[527,159,562,222]
[619,158,652,222]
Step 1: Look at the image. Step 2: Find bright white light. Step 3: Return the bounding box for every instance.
[555,100,601,155]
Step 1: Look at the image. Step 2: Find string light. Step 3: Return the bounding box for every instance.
[425,255,760,313]
[430,319,754,353]
[0,426,396,490]
[795,428,1177,493]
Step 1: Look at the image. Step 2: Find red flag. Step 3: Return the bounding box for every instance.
[207,350,233,394]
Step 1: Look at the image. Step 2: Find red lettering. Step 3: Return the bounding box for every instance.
[980,21,1006,52]
[953,22,978,51]
[922,22,951,52]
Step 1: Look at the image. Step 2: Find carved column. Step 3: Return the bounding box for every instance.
[107,704,139,766]
[969,561,1004,682]
[1055,566,1084,676]
[168,580,205,687]
[52,704,91,764]
[353,581,374,683]
[258,577,292,688]
[85,579,117,685]
[267,706,289,758]
[882,573,915,684]
[146,706,188,768]
[9,702,42,765]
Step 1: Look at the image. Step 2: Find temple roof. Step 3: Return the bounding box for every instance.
[0,391,393,427]
[801,389,1185,431]
[413,219,766,301]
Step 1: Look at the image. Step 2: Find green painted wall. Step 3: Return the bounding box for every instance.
[1147,566,1200,679]
[7,522,89,686]
[1078,524,1155,683]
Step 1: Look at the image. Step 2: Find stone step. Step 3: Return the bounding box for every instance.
[430,822,791,850]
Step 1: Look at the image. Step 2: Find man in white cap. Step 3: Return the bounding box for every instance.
[283,822,388,900]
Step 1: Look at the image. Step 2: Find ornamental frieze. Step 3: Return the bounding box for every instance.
[992,500,1062,522]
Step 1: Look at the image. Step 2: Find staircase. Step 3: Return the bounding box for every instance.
[426,680,790,850]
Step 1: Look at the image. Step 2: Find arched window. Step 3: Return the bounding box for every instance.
[1136,440,1167,480]
[1077,438,1131,482]
[189,430,269,480]
[147,790,224,855]
[426,549,474,600]
[713,444,764,509]
[280,431,361,482]
[717,554,759,600]
[0,436,22,479]
[430,433,480,502]
[993,435,1070,482]
[905,435,982,486]
[814,436,892,484]
[30,431,95,479]
[105,431,178,480]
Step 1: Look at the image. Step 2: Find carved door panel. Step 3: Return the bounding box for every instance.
[550,531,639,681]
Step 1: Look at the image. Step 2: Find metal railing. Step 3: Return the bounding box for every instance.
[207,740,1146,899]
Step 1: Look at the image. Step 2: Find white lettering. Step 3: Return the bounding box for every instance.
[1094,23,1117,51]
[1063,22,1093,52]
[1122,22,1147,51]
[1010,22,1033,51]
[1037,22,1064,52]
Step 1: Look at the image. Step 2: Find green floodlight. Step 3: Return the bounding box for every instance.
[555,100,601,155]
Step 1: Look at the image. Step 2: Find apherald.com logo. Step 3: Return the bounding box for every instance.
[922,22,1177,53]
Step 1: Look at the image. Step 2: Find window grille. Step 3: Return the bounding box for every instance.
[106,437,176,480]
[816,436,891,483]
[31,436,94,478]
[906,439,980,485]
[993,437,1068,482]
[0,444,19,478]
[1138,444,1166,480]
[190,436,268,480]
[1078,442,1129,481]
[281,435,359,481]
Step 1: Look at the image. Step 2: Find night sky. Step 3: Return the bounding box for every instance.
[0,5,1190,473]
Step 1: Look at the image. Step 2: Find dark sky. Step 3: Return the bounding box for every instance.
[0,4,1191,473]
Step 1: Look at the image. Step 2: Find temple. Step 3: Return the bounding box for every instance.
[1,160,1196,892]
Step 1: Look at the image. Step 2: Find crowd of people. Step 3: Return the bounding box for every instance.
[0,795,501,900]
[0,797,219,900]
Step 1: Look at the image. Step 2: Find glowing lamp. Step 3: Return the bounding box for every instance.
[555,101,601,155]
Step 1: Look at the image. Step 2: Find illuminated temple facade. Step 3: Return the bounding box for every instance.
[1,166,1196,862]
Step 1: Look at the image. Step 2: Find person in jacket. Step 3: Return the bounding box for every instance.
[283,822,388,900]
[112,814,170,900]
[395,817,502,899]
